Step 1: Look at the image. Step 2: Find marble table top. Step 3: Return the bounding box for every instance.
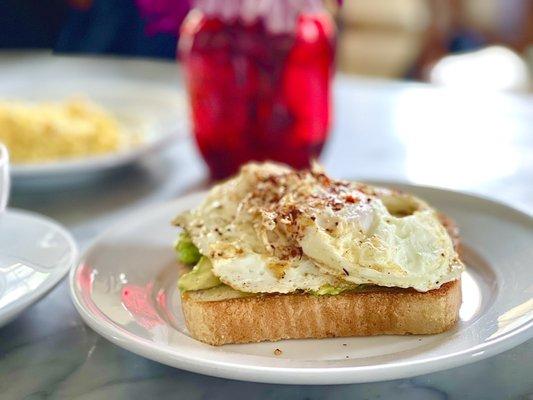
[1,54,532,399]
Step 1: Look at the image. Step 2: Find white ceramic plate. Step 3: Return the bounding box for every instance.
[69,184,533,384]
[0,209,78,327]
[0,53,188,187]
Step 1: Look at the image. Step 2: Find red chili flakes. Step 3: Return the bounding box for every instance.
[288,208,301,221]
[330,202,344,211]
[312,171,331,187]
[345,195,359,204]
[289,247,303,258]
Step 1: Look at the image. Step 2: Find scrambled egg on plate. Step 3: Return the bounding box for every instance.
[0,98,128,163]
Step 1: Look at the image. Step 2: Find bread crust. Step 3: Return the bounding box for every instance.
[181,279,462,345]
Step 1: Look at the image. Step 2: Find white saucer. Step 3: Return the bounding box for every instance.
[69,185,533,384]
[0,209,78,327]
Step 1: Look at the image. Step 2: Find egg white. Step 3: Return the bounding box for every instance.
[300,200,463,291]
[211,254,342,293]
[174,162,464,294]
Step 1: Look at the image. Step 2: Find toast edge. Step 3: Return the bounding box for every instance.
[181,279,462,345]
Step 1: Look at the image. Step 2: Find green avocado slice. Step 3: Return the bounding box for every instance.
[178,256,221,292]
[174,232,201,265]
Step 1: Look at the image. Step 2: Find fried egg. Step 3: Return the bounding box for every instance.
[174,163,344,293]
[300,200,463,291]
[174,162,464,293]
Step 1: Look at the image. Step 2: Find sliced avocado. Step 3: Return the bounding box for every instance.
[310,283,362,296]
[178,257,221,292]
[175,232,201,265]
[188,284,257,301]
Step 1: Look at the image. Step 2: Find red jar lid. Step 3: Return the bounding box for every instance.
[193,0,323,34]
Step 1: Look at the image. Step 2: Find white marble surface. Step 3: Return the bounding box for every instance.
[1,56,533,399]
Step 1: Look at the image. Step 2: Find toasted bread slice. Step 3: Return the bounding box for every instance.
[179,212,462,345]
[181,280,461,345]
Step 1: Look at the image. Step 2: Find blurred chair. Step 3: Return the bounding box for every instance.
[337,0,432,78]
[338,0,533,90]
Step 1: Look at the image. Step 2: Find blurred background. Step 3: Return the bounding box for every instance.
[1,0,532,189]
[1,0,532,91]
[1,4,532,396]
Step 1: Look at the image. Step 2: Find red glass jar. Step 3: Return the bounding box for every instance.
[179,0,335,180]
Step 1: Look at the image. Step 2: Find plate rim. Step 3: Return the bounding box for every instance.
[69,185,533,384]
[10,129,182,178]
[0,208,78,326]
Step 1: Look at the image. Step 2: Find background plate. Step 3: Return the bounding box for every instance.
[0,52,188,187]
[0,209,78,327]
